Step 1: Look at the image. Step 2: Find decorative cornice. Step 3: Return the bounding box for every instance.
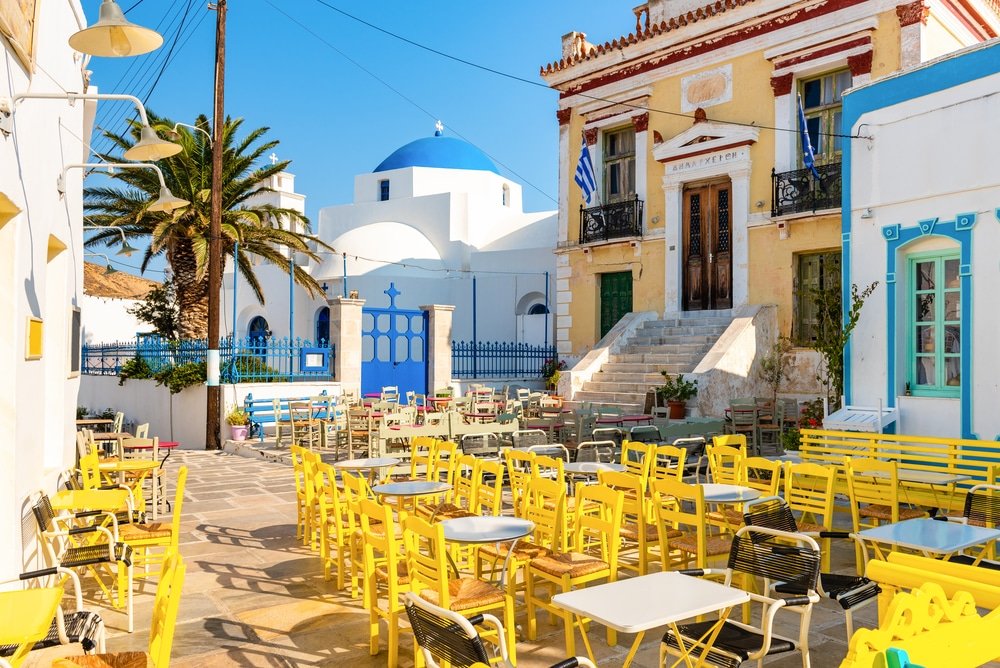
[770,73,793,97]
[896,1,930,26]
[848,50,873,75]
[632,112,649,132]
[584,128,599,146]
[556,108,572,126]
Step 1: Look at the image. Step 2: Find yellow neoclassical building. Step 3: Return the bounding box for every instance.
[543,0,998,369]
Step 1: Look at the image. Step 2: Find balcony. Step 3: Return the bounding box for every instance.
[579,195,644,244]
[771,162,842,217]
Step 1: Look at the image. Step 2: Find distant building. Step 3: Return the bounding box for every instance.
[843,38,1000,438]
[81,262,160,343]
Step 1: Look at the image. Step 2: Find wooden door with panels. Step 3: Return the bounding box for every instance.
[682,179,733,311]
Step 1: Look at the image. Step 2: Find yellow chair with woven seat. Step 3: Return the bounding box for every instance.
[504,449,535,516]
[650,444,687,486]
[471,459,505,517]
[290,445,308,544]
[846,458,929,571]
[317,462,351,589]
[525,483,625,657]
[650,477,732,573]
[340,471,375,599]
[301,449,325,550]
[117,466,187,576]
[707,456,782,530]
[598,469,659,576]
[403,514,517,664]
[784,461,838,572]
[402,437,439,482]
[52,550,185,668]
[706,442,747,485]
[620,440,654,490]
[424,455,478,520]
[358,496,413,666]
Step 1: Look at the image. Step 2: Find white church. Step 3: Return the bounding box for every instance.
[224,126,558,351]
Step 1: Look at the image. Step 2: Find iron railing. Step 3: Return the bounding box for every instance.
[771,162,842,217]
[82,335,335,383]
[451,341,556,379]
[579,195,644,243]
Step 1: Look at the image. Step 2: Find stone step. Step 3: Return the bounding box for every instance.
[638,318,731,331]
[615,342,709,355]
[606,357,693,371]
[573,389,649,404]
[564,400,644,414]
[582,380,657,393]
[624,335,718,346]
[619,346,709,358]
[599,362,695,374]
[590,370,666,383]
[632,324,729,337]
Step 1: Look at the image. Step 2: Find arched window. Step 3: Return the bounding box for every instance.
[248,316,271,341]
[527,303,549,315]
[502,183,510,207]
[315,306,330,344]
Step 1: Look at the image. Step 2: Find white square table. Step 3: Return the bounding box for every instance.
[858,517,1000,563]
[551,570,750,667]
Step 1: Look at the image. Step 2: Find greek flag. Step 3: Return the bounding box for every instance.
[798,94,821,180]
[574,134,598,206]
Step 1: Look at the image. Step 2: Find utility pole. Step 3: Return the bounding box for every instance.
[206,0,227,450]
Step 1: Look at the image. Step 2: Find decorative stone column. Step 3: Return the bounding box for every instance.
[328,296,365,396]
[421,304,455,396]
[897,1,929,69]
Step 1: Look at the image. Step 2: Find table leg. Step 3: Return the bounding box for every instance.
[498,538,520,587]
[667,605,734,668]
[621,630,645,667]
[573,614,597,667]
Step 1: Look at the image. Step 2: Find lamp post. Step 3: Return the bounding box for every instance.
[205,0,228,450]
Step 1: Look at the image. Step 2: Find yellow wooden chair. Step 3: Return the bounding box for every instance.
[317,462,351,590]
[340,472,375,599]
[301,450,324,550]
[598,469,659,576]
[785,461,838,572]
[525,483,624,657]
[620,440,654,490]
[650,444,687,486]
[118,466,188,576]
[290,445,308,543]
[404,436,439,481]
[425,455,478,520]
[708,456,782,529]
[403,514,517,663]
[503,449,536,516]
[53,550,185,668]
[706,442,747,485]
[650,477,731,573]
[846,458,929,570]
[358,497,413,666]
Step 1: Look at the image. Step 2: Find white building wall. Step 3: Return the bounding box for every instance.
[0,0,91,578]
[80,295,152,343]
[847,60,1000,439]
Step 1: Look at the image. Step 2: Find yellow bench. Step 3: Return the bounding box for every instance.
[799,429,1000,514]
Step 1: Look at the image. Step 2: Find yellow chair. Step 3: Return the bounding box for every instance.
[425,455,478,520]
[598,470,658,576]
[358,497,413,666]
[785,461,837,571]
[340,472,374,599]
[53,550,185,668]
[471,459,504,517]
[650,477,731,572]
[708,456,782,530]
[0,586,66,668]
[118,466,188,576]
[706,442,747,485]
[290,445,308,543]
[620,440,654,489]
[317,462,351,590]
[525,483,624,657]
[403,514,517,663]
[504,449,536,515]
[404,436,439,481]
[301,450,324,550]
[650,444,687,485]
[846,458,929,570]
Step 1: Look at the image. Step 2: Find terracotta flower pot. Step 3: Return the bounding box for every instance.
[667,400,687,420]
[230,425,249,441]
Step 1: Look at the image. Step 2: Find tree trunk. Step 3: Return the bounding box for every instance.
[171,241,210,340]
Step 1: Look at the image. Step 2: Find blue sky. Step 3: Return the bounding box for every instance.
[84,1,630,275]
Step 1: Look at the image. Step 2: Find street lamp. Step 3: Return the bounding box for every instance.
[0,93,181,161]
[83,224,139,257]
[69,0,163,57]
[59,163,189,213]
[161,122,213,147]
[84,252,119,275]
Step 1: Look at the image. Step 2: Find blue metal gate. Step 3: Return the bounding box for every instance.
[361,283,428,397]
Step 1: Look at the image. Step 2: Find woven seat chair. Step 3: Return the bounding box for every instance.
[650,477,729,573]
[706,442,747,486]
[650,444,688,485]
[574,440,616,464]
[671,436,708,482]
[422,455,478,521]
[942,483,1000,568]
[525,483,624,657]
[0,567,105,663]
[117,466,187,577]
[460,433,501,459]
[53,550,185,668]
[317,462,352,590]
[598,469,659,575]
[404,592,596,668]
[708,457,782,529]
[743,496,881,640]
[290,445,309,543]
[340,472,375,599]
[503,449,535,516]
[661,526,821,668]
[620,440,653,487]
[403,515,517,663]
[31,494,135,633]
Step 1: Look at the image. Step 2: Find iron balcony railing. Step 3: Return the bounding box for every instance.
[771,162,842,217]
[579,195,644,244]
[451,340,556,379]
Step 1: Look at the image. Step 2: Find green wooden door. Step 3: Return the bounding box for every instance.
[600,271,633,337]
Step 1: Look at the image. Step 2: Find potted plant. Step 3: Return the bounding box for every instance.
[656,371,698,419]
[541,358,567,392]
[226,405,250,441]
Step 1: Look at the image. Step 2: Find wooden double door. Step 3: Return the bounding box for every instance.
[683,179,733,311]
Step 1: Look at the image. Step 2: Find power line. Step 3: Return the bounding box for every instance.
[311,0,866,140]
[263,0,557,204]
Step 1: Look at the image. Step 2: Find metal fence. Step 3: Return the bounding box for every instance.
[451,340,556,379]
[82,335,335,383]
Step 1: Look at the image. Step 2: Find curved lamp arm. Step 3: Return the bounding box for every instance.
[61,162,189,212]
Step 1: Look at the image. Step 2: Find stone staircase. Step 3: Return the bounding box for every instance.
[569,311,733,413]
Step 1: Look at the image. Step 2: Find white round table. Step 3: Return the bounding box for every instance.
[701,483,761,503]
[440,516,535,586]
[372,480,451,498]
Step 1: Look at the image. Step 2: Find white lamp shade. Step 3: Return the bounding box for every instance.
[148,187,189,213]
[69,0,163,57]
[124,125,182,162]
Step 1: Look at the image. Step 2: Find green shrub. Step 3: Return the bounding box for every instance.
[222,354,280,382]
[118,356,154,386]
[154,362,207,394]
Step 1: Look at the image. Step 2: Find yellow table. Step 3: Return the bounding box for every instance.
[98,459,161,519]
[0,587,64,666]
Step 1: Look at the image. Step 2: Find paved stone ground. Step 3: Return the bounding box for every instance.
[89,449,880,667]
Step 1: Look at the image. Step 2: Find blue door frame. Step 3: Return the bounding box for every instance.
[361,283,428,397]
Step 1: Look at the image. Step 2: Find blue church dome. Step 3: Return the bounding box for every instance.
[374,131,499,174]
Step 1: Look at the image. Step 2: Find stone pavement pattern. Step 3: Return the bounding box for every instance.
[92,450,881,667]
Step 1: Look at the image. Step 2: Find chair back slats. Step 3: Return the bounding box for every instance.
[845,458,900,515]
[402,515,451,606]
[727,530,820,591]
[473,459,504,516]
[575,440,616,464]
[652,445,687,484]
[451,455,479,511]
[707,443,746,485]
[148,550,186,667]
[744,457,782,496]
[784,462,836,526]
[32,495,57,532]
[521,477,566,552]
[404,596,492,667]
[572,484,624,564]
[504,449,535,516]
[742,497,799,539]
[530,454,565,482]
[620,440,653,481]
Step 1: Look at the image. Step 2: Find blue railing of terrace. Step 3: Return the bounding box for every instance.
[82,336,335,382]
[451,340,556,379]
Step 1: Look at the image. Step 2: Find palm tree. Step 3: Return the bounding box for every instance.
[85,112,332,340]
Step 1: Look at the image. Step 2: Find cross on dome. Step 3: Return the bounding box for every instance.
[434,120,444,136]
[269,152,279,165]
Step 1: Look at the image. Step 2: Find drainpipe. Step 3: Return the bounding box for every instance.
[544,270,550,348]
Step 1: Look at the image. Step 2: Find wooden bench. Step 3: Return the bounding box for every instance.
[799,428,1000,513]
[243,392,334,443]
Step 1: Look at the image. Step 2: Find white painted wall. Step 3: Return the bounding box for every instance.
[847,55,1000,439]
[80,294,151,343]
[0,0,91,578]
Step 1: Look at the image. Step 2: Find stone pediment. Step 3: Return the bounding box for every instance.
[652,121,759,164]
